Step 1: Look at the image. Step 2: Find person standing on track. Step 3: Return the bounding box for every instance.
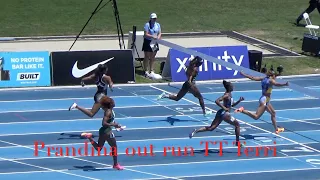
[235,70,288,134]
[189,80,245,147]
[81,96,124,170]
[157,56,212,116]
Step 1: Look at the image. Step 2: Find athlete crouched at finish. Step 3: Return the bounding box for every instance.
[190,80,245,147]
[81,96,124,170]
[157,56,212,116]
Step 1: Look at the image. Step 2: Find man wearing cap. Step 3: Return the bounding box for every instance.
[142,13,162,80]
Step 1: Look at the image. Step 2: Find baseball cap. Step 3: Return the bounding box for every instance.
[150,13,157,19]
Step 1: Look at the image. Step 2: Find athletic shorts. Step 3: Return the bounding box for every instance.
[216,109,236,122]
[259,96,270,106]
[99,127,115,138]
[94,92,106,103]
[182,81,195,90]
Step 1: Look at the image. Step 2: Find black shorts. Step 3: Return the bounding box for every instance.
[142,38,159,52]
[182,81,196,90]
[215,109,225,118]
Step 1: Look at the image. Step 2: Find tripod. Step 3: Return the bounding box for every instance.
[69,0,125,51]
[131,26,144,71]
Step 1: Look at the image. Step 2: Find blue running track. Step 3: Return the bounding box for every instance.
[0,75,320,180]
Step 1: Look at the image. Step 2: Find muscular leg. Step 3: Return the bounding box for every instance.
[241,103,266,120]
[195,117,223,133]
[190,111,223,138]
[223,113,241,145]
[88,134,106,151]
[167,85,189,101]
[76,103,101,118]
[266,103,280,131]
[189,85,206,115]
[105,133,118,166]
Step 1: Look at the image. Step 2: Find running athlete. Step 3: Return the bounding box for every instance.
[189,80,245,147]
[157,56,212,116]
[81,96,124,170]
[69,64,113,117]
[235,71,288,134]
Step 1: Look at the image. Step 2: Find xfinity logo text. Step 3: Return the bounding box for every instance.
[176,51,244,76]
[169,45,250,82]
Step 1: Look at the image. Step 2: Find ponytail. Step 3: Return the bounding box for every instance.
[95,64,107,76]
[222,80,232,92]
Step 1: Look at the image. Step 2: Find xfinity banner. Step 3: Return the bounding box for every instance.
[169,45,250,82]
[0,51,51,88]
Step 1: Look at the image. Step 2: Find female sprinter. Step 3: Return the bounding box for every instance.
[157,56,212,116]
[81,96,124,170]
[189,80,245,147]
[235,70,288,134]
[69,64,113,117]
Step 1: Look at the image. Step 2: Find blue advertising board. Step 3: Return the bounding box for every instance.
[0,51,51,87]
[169,45,250,82]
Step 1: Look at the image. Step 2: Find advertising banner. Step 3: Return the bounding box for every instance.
[168,45,250,82]
[0,51,51,87]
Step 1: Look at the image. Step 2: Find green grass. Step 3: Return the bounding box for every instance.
[1,0,320,82]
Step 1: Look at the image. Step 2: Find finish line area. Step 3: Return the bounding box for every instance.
[0,75,320,180]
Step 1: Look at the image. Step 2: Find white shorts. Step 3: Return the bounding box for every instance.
[259,96,270,106]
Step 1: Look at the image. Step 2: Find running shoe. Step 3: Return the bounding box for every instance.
[189,129,197,139]
[69,103,77,111]
[276,127,285,134]
[204,110,213,117]
[81,132,92,138]
[234,107,244,113]
[113,163,124,170]
[157,92,166,100]
[116,126,126,132]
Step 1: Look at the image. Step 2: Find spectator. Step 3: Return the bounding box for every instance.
[296,0,320,26]
[142,13,162,80]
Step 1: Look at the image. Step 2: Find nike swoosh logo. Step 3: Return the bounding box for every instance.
[72,57,114,78]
